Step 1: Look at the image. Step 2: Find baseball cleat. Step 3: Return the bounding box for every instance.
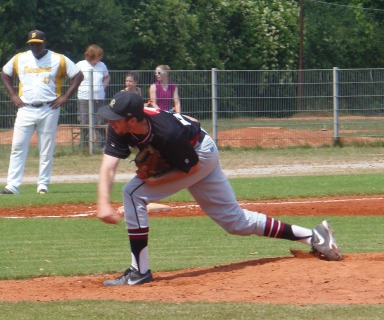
[311,220,343,261]
[0,188,15,195]
[37,189,48,195]
[103,266,153,286]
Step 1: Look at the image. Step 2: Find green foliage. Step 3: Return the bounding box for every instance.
[34,0,128,68]
[217,0,299,70]
[0,0,301,70]
[1,0,384,69]
[304,0,384,68]
[0,0,36,64]
[125,0,197,69]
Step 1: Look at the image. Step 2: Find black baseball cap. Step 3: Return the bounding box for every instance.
[26,30,46,44]
[99,91,144,120]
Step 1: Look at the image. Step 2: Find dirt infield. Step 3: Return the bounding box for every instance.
[1,197,383,305]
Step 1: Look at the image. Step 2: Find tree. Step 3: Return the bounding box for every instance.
[0,0,129,68]
[33,0,128,68]
[217,0,299,70]
[122,0,198,69]
[1,0,384,70]
[0,0,37,65]
[119,0,300,70]
[303,0,384,68]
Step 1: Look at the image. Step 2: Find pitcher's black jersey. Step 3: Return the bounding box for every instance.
[104,108,203,173]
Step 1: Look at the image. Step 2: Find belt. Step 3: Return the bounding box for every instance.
[192,130,206,148]
[198,131,206,143]
[30,101,54,108]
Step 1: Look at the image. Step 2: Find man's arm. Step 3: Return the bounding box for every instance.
[0,72,26,108]
[173,86,181,113]
[103,74,110,89]
[51,71,84,109]
[97,153,121,224]
[149,83,159,109]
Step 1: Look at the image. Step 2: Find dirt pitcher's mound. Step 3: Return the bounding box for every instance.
[0,253,383,304]
[0,197,383,305]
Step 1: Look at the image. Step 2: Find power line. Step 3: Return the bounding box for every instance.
[309,0,384,12]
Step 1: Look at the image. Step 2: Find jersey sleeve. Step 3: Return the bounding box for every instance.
[2,56,15,76]
[64,56,81,79]
[103,125,132,159]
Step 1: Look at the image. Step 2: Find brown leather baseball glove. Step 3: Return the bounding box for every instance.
[134,145,171,180]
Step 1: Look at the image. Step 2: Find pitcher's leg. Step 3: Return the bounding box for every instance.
[188,165,312,244]
[121,178,170,275]
[188,164,265,235]
[121,139,219,274]
[121,172,210,274]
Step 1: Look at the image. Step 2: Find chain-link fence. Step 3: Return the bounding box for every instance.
[1,68,384,152]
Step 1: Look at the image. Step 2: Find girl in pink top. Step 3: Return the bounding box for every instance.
[149,65,181,113]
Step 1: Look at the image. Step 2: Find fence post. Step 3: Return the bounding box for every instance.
[211,68,218,143]
[333,67,341,146]
[88,70,95,154]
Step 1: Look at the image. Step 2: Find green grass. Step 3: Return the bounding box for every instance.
[0,301,383,320]
[1,147,384,319]
[0,215,383,319]
[2,145,384,178]
[0,216,383,280]
[1,173,384,208]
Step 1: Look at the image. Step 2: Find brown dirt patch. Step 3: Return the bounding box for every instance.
[216,127,384,148]
[1,122,383,148]
[1,253,383,304]
[1,196,383,304]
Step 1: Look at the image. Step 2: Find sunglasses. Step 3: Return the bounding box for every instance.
[154,71,167,75]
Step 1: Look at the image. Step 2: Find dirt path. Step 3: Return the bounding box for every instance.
[1,196,383,304]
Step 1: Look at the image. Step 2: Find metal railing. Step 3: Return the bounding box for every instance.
[1,68,384,152]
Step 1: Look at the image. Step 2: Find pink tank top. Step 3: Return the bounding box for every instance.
[155,82,176,111]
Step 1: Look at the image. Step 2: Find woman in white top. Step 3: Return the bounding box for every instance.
[76,44,110,149]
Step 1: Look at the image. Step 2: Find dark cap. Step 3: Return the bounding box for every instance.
[26,30,46,44]
[99,91,144,121]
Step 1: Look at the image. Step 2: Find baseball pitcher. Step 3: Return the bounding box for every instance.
[96,91,343,286]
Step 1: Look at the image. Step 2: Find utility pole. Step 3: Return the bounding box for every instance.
[299,0,304,71]
[298,0,304,111]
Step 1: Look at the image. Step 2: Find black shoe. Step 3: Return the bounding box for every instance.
[311,220,343,261]
[103,266,153,286]
[0,188,14,195]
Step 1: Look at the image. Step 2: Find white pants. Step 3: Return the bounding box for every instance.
[122,135,268,236]
[5,104,60,194]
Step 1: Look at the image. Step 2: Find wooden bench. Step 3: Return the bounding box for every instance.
[59,124,108,151]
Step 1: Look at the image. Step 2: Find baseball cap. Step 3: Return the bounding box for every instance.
[26,30,46,44]
[99,91,144,121]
